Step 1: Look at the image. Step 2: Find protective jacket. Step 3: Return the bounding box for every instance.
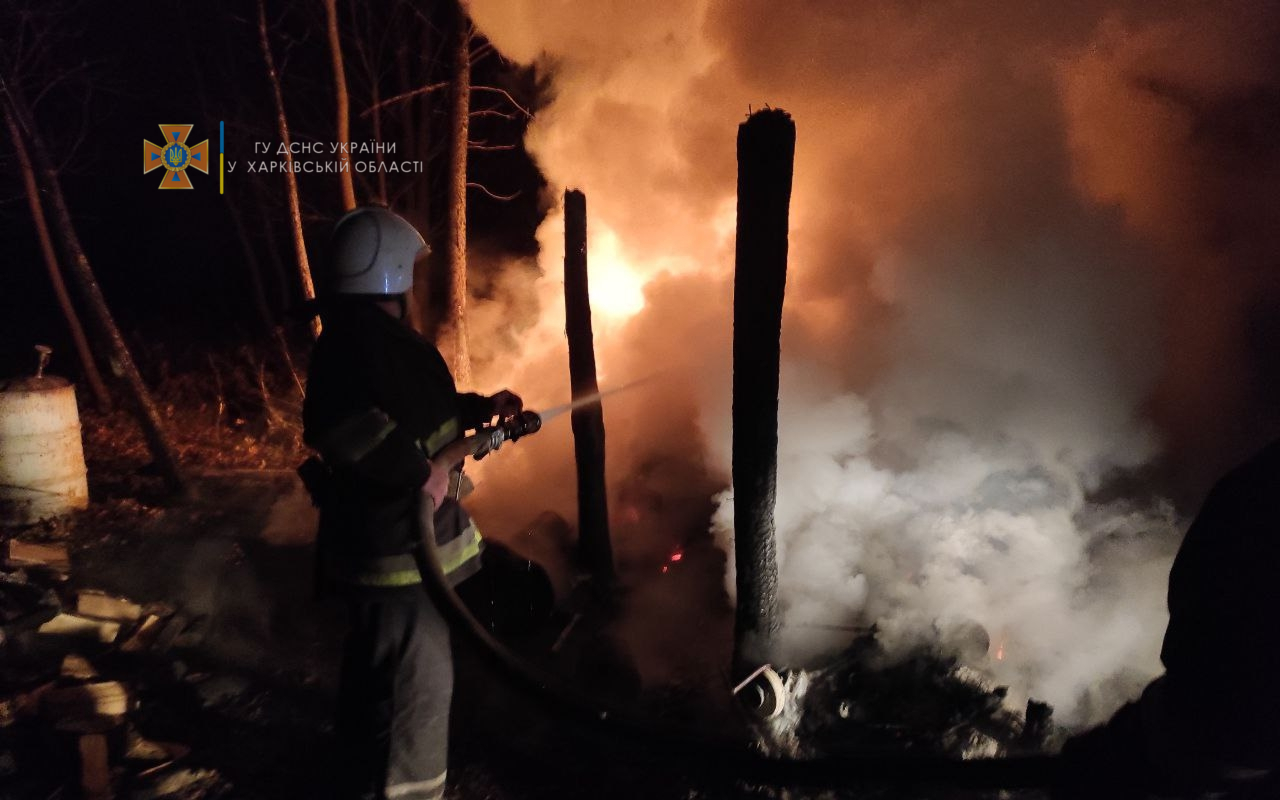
[302,299,491,590]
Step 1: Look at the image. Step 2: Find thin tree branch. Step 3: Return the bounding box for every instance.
[360,81,448,117]
[389,177,417,206]
[467,141,516,151]
[54,81,92,173]
[29,59,95,107]
[471,84,533,118]
[469,107,518,120]
[466,181,520,202]
[398,0,440,37]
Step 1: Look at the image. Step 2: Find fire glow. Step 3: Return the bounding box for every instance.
[462,0,1278,728]
[585,226,646,321]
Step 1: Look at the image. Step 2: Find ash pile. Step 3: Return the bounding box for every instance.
[745,626,1057,762]
[0,537,229,800]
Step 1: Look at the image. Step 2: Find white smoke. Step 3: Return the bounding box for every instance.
[465,0,1279,727]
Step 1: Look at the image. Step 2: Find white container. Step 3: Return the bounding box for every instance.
[0,375,90,525]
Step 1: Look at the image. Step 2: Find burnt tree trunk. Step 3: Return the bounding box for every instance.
[563,190,615,583]
[440,2,471,384]
[732,108,795,675]
[2,103,111,411]
[1,80,186,496]
[257,0,319,337]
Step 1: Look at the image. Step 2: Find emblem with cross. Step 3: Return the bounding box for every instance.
[142,124,209,189]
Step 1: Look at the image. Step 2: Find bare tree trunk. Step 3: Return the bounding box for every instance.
[397,24,434,336]
[323,0,356,210]
[407,15,436,223]
[732,109,795,676]
[227,200,275,339]
[395,43,415,212]
[3,103,111,411]
[1,80,186,496]
[563,190,615,583]
[251,176,292,316]
[225,197,304,397]
[369,76,387,205]
[257,0,319,338]
[440,4,471,385]
[417,22,434,218]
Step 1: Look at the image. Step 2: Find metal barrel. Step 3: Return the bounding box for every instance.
[0,375,90,525]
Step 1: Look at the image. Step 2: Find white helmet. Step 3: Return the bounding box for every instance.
[328,206,427,295]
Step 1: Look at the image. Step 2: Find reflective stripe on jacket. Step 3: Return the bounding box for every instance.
[335,520,484,588]
[312,415,484,589]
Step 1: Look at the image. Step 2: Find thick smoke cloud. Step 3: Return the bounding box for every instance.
[464,0,1280,726]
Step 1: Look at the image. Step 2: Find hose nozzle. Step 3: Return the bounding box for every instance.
[501,410,542,443]
[476,410,543,460]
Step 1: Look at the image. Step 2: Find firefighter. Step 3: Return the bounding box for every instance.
[1054,440,1280,799]
[301,206,522,800]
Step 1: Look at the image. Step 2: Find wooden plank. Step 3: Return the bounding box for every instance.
[0,680,56,727]
[77,591,143,622]
[42,680,130,720]
[37,613,120,644]
[150,611,192,653]
[61,653,99,680]
[4,539,70,571]
[119,614,164,653]
[78,731,113,799]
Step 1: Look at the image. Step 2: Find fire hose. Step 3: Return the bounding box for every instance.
[412,411,1059,792]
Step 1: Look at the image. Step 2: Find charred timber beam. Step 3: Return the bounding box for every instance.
[732,108,794,675]
[564,189,615,583]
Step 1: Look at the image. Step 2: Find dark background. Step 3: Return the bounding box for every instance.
[0,0,546,380]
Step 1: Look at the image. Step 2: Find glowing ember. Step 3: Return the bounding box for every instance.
[670,551,684,562]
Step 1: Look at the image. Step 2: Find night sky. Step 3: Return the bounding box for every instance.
[1,0,544,377]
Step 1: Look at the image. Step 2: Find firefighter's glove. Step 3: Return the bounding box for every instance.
[489,389,524,422]
[422,463,449,510]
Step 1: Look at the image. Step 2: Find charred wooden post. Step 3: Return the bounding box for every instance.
[564,189,615,583]
[732,109,795,676]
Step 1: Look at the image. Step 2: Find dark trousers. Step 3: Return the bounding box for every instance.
[336,589,452,800]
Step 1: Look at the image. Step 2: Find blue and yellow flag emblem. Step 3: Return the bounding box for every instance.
[142,124,209,189]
